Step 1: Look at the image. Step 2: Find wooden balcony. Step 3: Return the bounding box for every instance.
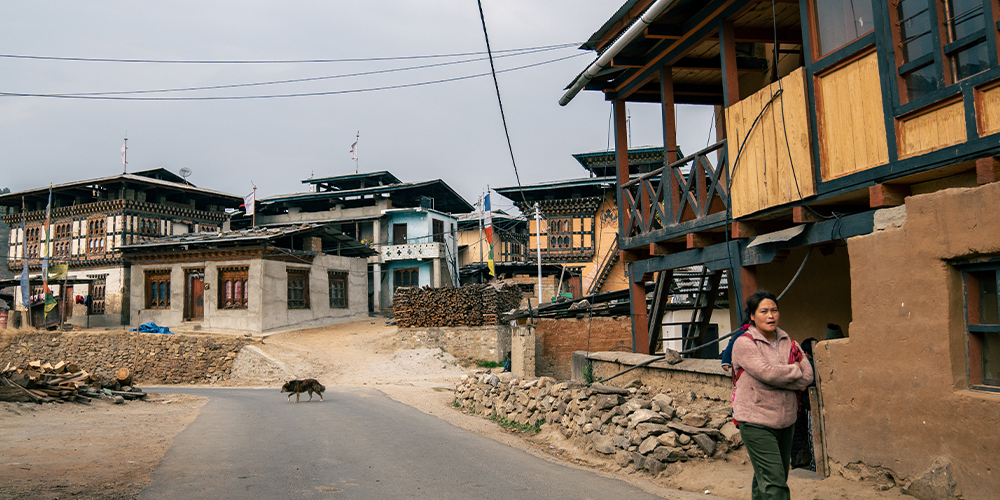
[619,140,729,251]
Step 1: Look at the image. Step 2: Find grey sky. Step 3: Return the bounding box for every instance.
[0,1,713,213]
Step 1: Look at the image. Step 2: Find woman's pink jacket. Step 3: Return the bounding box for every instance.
[731,325,813,429]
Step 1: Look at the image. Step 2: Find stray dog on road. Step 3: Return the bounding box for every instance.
[280,379,325,403]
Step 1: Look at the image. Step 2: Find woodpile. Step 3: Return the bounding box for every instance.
[0,359,147,404]
[394,283,523,328]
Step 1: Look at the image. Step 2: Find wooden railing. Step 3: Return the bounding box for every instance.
[619,140,729,248]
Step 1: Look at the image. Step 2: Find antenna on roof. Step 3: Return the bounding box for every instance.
[121,134,128,174]
[179,167,193,182]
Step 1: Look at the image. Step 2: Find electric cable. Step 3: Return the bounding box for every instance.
[33,45,576,97]
[475,0,529,209]
[0,52,586,101]
[0,43,581,65]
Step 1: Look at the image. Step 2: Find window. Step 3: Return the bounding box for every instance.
[393,223,408,245]
[89,274,107,315]
[943,0,990,80]
[329,271,348,308]
[87,218,107,254]
[433,219,445,243]
[287,268,310,309]
[891,0,996,103]
[547,218,573,250]
[962,264,1000,390]
[810,0,875,57]
[394,267,418,289]
[219,267,249,309]
[145,270,171,309]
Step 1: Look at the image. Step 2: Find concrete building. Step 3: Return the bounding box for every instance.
[566,0,1000,494]
[1,169,242,327]
[121,224,373,334]
[251,171,474,313]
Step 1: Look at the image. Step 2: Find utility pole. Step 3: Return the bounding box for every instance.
[534,202,543,306]
[478,193,484,266]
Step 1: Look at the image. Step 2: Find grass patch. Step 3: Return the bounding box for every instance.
[475,359,504,368]
[451,398,461,408]
[489,414,544,434]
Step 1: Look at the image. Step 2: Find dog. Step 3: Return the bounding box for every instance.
[280,379,325,403]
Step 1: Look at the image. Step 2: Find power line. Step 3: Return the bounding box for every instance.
[19,45,575,97]
[0,53,586,101]
[0,43,582,65]
[476,0,529,209]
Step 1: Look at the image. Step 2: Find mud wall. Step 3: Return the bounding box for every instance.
[535,317,632,381]
[756,245,853,343]
[820,184,1000,498]
[0,330,256,385]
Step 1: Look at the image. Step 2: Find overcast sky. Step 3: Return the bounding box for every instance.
[0,1,714,213]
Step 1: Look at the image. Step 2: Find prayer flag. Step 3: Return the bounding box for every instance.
[244,191,255,217]
[48,264,68,281]
[350,139,358,161]
[484,191,494,277]
[20,218,29,308]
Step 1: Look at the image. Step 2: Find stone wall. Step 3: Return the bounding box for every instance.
[0,330,256,384]
[535,317,632,381]
[396,325,510,364]
[454,372,741,476]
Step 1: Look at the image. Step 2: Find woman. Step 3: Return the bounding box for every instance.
[732,291,813,500]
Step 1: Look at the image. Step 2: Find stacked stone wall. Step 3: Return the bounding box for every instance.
[0,330,256,385]
[396,326,510,364]
[454,372,742,476]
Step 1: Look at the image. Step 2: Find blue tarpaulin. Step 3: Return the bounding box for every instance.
[130,322,173,334]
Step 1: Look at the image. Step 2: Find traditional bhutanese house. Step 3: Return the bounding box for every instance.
[563,0,1000,494]
[250,171,474,313]
[1,169,242,328]
[120,224,374,334]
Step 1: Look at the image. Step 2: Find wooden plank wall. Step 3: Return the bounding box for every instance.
[976,81,1000,137]
[815,51,889,180]
[725,67,815,219]
[897,98,966,159]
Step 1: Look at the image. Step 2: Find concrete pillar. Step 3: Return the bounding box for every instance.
[511,325,536,377]
[432,258,441,288]
[373,263,382,311]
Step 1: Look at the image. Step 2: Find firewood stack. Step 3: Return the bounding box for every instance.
[0,360,146,404]
[393,283,523,327]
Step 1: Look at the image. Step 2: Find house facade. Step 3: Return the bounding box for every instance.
[251,171,473,312]
[565,0,1000,495]
[121,225,373,334]
[1,169,241,327]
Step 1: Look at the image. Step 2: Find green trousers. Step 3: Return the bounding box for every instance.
[740,422,795,500]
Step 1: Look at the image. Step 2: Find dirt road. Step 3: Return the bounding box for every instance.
[1,320,911,500]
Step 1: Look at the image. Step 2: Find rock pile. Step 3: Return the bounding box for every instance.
[454,371,742,475]
[0,331,256,385]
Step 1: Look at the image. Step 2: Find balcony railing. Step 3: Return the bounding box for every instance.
[619,140,729,249]
[380,242,444,262]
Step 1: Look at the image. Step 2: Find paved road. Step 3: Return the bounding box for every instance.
[138,387,697,500]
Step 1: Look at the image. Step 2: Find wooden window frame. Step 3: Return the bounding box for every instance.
[887,0,999,105]
[393,267,419,289]
[328,271,349,309]
[392,223,408,245]
[807,0,877,60]
[960,262,1000,392]
[145,270,171,310]
[88,274,107,315]
[286,268,310,310]
[218,267,250,310]
[432,219,445,244]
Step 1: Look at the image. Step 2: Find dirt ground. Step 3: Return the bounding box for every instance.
[1,320,912,499]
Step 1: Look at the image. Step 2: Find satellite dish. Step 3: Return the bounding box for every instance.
[179,167,192,181]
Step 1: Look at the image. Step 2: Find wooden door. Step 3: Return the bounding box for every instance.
[393,224,407,245]
[185,271,205,321]
[60,286,74,321]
